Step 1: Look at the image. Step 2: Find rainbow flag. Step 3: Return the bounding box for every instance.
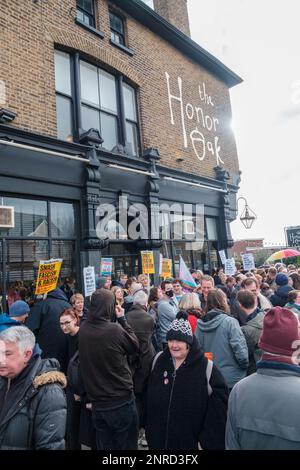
[179,256,197,289]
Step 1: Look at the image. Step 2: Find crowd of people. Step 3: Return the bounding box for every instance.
[1,263,300,450]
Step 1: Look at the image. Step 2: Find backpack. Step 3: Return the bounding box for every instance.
[67,351,85,396]
[151,351,213,396]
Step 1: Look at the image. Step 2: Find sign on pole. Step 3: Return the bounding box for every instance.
[225,258,236,276]
[35,259,63,296]
[161,259,173,279]
[141,251,155,274]
[83,266,96,297]
[218,250,227,265]
[242,253,255,271]
[100,258,113,276]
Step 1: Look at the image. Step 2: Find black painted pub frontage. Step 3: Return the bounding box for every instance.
[0,123,239,311]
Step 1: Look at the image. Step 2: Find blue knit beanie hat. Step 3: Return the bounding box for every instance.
[275,273,289,286]
[9,300,30,317]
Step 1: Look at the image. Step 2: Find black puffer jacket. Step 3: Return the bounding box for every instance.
[0,356,67,450]
[270,285,293,307]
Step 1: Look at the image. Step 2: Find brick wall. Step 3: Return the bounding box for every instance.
[0,0,240,182]
[153,0,191,37]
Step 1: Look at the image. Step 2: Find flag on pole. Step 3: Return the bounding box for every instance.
[179,256,197,289]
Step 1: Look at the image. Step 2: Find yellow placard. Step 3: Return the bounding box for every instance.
[141,251,155,274]
[161,259,173,279]
[35,259,63,296]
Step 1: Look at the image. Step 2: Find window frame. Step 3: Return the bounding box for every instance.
[54,51,75,142]
[109,11,126,46]
[54,49,141,156]
[76,0,95,28]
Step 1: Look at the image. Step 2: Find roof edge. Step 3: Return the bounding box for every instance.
[109,0,243,88]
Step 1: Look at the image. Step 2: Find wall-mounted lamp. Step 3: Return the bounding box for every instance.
[237,196,257,229]
[0,108,17,124]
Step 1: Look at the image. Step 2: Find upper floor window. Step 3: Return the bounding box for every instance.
[76,0,95,27]
[54,51,73,141]
[54,51,140,156]
[80,61,119,153]
[109,12,125,46]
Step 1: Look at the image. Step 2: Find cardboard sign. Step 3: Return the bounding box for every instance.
[100,258,113,276]
[83,266,96,297]
[35,259,63,295]
[161,259,173,279]
[242,253,255,271]
[141,251,155,274]
[225,258,236,276]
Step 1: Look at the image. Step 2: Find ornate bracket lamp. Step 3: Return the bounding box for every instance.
[237,196,257,229]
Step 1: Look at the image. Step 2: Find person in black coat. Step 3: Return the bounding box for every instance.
[270,273,293,307]
[145,311,229,450]
[0,326,66,450]
[26,288,71,373]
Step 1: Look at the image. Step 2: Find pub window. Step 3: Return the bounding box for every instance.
[76,0,95,27]
[109,11,125,46]
[0,196,77,312]
[206,217,218,241]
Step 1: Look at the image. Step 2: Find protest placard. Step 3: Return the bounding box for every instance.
[83,266,96,297]
[35,259,62,295]
[100,258,113,276]
[242,253,256,271]
[161,259,173,279]
[141,251,155,274]
[225,258,236,276]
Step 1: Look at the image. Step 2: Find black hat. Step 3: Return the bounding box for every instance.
[166,310,193,345]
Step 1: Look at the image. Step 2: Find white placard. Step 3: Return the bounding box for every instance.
[225,258,236,276]
[242,253,256,271]
[83,266,96,297]
[218,250,227,265]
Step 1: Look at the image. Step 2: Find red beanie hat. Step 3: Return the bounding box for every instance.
[259,307,300,356]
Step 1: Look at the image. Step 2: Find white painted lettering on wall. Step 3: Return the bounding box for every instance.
[165,72,224,165]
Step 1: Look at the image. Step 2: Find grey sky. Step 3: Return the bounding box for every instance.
[188,0,300,245]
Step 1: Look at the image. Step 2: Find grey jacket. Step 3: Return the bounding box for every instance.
[241,311,264,375]
[157,298,178,344]
[226,364,300,449]
[195,309,248,388]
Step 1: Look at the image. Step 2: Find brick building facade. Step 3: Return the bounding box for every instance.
[231,239,264,259]
[0,0,242,308]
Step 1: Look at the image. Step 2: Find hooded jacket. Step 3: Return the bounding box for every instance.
[0,355,66,450]
[226,363,300,449]
[270,285,293,307]
[145,338,229,450]
[195,309,249,388]
[79,289,139,409]
[0,315,21,333]
[26,288,70,372]
[285,302,300,319]
[241,309,264,375]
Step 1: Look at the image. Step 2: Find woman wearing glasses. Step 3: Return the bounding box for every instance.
[59,308,95,450]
